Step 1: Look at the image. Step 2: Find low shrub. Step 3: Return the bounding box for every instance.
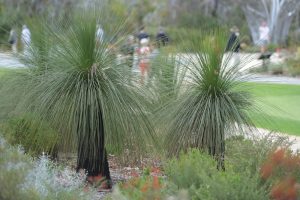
[0,137,39,200]
[225,134,291,175]
[116,175,168,199]
[165,149,269,200]
[110,173,188,200]
[0,135,95,200]
[260,148,300,200]
[286,57,300,77]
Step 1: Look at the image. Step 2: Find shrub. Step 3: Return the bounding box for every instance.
[0,137,39,200]
[112,134,293,200]
[116,175,167,199]
[286,57,300,76]
[225,133,291,175]
[110,174,188,200]
[165,149,269,200]
[260,149,300,200]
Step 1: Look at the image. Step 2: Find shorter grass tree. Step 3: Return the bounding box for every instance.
[160,30,254,169]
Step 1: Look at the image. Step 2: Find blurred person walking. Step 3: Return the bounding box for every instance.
[137,26,149,42]
[138,38,151,84]
[156,27,169,48]
[225,26,241,67]
[21,25,31,54]
[259,21,270,54]
[96,24,104,44]
[8,28,18,54]
[226,26,240,52]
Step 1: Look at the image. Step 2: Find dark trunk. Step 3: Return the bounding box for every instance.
[212,0,219,17]
[217,138,225,171]
[76,105,111,184]
[208,129,225,171]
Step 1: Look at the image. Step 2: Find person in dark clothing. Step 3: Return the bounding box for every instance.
[156,27,169,48]
[8,28,18,53]
[137,27,149,42]
[225,26,240,52]
[226,26,241,67]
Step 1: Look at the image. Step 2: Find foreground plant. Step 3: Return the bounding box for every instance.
[160,29,254,169]
[0,12,155,189]
[0,136,93,200]
[165,149,268,200]
[260,148,300,200]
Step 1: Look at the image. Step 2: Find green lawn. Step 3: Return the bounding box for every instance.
[0,68,12,77]
[249,83,300,136]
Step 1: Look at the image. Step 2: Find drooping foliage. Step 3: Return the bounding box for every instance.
[159,29,254,169]
[0,11,155,177]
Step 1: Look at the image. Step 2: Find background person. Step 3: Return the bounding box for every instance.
[21,24,31,54]
[8,28,18,54]
[225,26,241,67]
[138,38,151,84]
[259,21,270,54]
[225,26,240,53]
[96,24,104,44]
[137,26,149,42]
[156,27,169,48]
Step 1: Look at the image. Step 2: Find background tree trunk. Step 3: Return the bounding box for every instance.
[212,0,219,17]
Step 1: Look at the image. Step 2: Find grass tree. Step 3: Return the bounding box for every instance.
[160,30,254,170]
[0,13,155,188]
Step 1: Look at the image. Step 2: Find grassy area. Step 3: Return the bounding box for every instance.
[249,83,300,136]
[0,68,12,77]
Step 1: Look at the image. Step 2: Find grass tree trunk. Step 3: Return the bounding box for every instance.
[208,134,225,171]
[205,123,225,171]
[76,105,111,188]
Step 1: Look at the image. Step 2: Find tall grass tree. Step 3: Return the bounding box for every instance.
[0,12,155,187]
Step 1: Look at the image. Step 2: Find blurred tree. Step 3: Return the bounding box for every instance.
[243,0,300,45]
[0,0,79,46]
[129,0,155,28]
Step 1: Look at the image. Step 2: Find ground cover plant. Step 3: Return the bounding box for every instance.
[249,83,300,135]
[0,136,96,200]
